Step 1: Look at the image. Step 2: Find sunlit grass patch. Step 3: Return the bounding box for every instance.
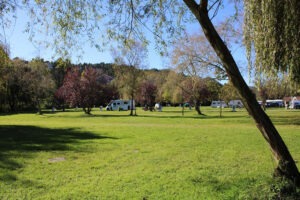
[0,107,299,199]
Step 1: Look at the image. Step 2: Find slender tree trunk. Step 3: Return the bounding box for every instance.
[130,93,135,116]
[194,99,202,115]
[37,99,42,115]
[83,107,91,114]
[184,0,300,185]
[219,101,222,118]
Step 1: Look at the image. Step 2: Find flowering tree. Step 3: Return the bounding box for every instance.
[137,80,157,111]
[56,67,112,114]
[79,67,103,114]
[57,67,81,108]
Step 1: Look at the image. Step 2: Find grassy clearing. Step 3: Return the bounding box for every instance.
[0,107,299,199]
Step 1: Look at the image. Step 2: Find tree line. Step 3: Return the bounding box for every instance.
[1,48,297,115]
[0,52,219,114]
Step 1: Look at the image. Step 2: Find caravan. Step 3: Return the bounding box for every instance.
[106,99,135,111]
[228,100,243,108]
[289,100,300,109]
[266,99,284,107]
[210,101,227,108]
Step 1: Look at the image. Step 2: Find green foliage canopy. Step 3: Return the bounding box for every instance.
[244,0,300,84]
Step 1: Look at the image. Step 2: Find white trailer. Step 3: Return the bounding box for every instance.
[210,101,227,108]
[228,100,244,108]
[106,99,135,111]
[289,100,300,109]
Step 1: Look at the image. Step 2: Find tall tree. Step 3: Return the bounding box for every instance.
[184,0,300,185]
[79,67,103,114]
[27,58,56,114]
[112,40,146,116]
[171,32,228,82]
[52,58,71,89]
[171,21,241,114]
[137,80,157,111]
[220,82,240,104]
[58,67,81,109]
[161,70,185,105]
[180,76,206,115]
[1,57,55,113]
[0,43,10,111]
[57,66,113,114]
[5,58,32,112]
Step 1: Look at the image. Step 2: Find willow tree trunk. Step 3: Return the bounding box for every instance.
[184,0,300,186]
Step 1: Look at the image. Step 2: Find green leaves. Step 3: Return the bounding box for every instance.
[244,0,300,84]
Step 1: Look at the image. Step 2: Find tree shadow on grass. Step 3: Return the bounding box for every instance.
[0,125,117,183]
[84,112,250,120]
[270,116,300,126]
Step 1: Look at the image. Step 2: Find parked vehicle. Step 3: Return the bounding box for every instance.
[106,99,135,111]
[289,100,300,109]
[183,102,191,107]
[228,100,243,108]
[211,101,227,108]
[266,99,284,107]
[154,103,162,111]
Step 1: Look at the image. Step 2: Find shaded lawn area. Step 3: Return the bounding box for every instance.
[0,125,116,183]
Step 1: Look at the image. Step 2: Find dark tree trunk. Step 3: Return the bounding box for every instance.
[83,107,92,114]
[8,93,17,112]
[194,100,202,115]
[130,94,135,116]
[37,99,42,115]
[184,0,300,186]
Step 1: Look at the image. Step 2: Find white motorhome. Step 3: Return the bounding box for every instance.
[266,99,284,107]
[289,100,300,109]
[211,101,227,108]
[106,99,135,111]
[228,100,243,108]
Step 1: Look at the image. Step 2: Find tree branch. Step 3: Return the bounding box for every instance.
[183,0,200,19]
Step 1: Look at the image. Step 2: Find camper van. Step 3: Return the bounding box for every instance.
[266,99,284,107]
[106,99,135,111]
[289,100,300,109]
[228,100,243,108]
[211,101,227,108]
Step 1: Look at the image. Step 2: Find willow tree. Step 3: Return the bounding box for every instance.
[184,0,300,187]
[244,0,300,113]
[244,0,300,84]
[171,33,223,115]
[243,0,300,182]
[2,0,299,186]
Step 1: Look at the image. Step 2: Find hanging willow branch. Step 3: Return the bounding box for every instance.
[244,0,300,84]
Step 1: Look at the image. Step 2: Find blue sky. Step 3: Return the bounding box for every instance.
[4,8,168,68]
[3,1,248,81]
[5,8,120,64]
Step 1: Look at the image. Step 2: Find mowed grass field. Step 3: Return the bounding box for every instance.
[0,107,299,199]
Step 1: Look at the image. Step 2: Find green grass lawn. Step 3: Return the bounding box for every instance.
[0,107,299,199]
